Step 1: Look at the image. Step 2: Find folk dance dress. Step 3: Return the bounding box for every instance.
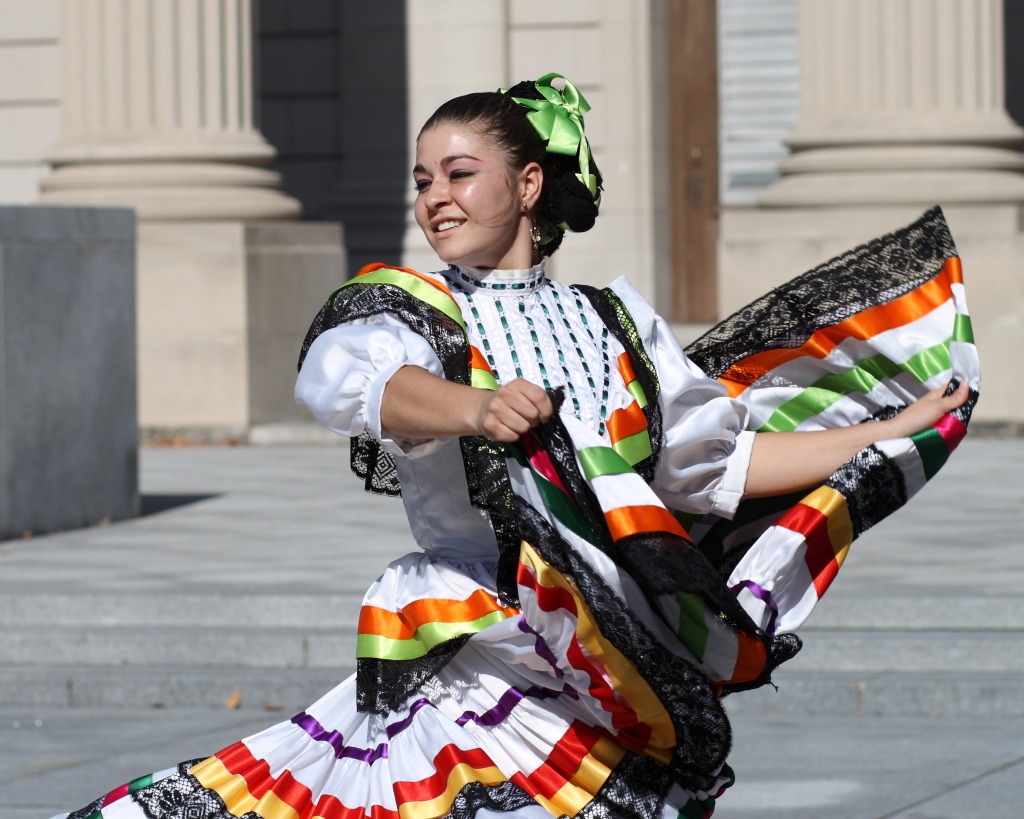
[60,207,979,819]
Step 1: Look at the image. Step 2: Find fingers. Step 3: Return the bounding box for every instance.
[477,379,554,441]
[928,380,970,413]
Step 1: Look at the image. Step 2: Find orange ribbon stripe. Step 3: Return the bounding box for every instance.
[606,401,647,443]
[359,590,519,640]
[720,257,962,396]
[605,505,688,541]
[356,262,456,300]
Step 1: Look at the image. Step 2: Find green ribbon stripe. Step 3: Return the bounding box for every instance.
[335,269,466,332]
[626,379,648,409]
[528,464,602,548]
[578,445,635,480]
[676,592,710,662]
[910,426,951,480]
[356,610,511,661]
[954,312,974,344]
[612,429,653,466]
[759,337,955,433]
[471,368,498,391]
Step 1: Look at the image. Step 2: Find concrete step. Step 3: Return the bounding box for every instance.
[725,670,1024,718]
[803,594,1024,631]
[782,629,1024,674]
[0,665,351,710]
[0,625,356,669]
[0,591,363,629]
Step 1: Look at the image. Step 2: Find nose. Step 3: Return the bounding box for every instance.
[426,178,450,210]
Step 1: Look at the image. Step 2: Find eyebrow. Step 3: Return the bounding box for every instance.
[412,154,483,174]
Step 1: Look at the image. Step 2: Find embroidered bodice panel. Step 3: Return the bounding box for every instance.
[445,264,631,436]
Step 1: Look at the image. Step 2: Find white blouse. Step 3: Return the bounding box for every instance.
[295,263,754,559]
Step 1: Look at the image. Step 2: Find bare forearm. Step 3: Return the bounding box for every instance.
[744,381,969,498]
[380,366,555,443]
[380,366,485,440]
[746,424,888,498]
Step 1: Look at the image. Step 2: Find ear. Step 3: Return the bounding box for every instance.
[519,162,543,210]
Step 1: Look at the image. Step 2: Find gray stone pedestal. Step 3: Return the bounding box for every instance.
[1,206,138,540]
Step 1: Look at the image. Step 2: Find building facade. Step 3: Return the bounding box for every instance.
[0,0,1019,431]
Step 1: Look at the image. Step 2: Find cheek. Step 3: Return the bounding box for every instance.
[464,183,518,229]
[414,198,431,232]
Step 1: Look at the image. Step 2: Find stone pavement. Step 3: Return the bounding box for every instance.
[1,437,1022,818]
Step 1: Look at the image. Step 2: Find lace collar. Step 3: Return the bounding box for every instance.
[447,262,546,296]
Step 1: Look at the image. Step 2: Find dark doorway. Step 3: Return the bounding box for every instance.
[257,2,409,276]
[1006,0,1024,128]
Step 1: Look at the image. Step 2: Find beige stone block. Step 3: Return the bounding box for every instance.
[0,164,48,204]
[0,42,59,101]
[405,1,506,137]
[137,223,248,429]
[0,0,59,40]
[509,28,604,88]
[245,223,348,425]
[137,221,345,433]
[510,0,597,25]
[0,106,59,163]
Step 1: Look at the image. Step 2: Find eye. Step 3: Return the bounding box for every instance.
[449,169,473,181]
[414,178,430,193]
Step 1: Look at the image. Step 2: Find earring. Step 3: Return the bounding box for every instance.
[529,215,541,254]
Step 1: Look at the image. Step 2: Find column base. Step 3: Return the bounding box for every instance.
[39,162,302,221]
[718,203,1024,423]
[136,221,346,435]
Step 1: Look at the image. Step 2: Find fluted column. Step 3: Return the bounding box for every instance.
[39,0,299,220]
[761,0,1024,206]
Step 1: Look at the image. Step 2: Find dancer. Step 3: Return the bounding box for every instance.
[61,73,976,819]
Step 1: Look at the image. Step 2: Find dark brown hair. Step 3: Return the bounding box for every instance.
[419,81,603,257]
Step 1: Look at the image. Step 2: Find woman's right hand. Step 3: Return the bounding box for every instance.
[475,379,554,442]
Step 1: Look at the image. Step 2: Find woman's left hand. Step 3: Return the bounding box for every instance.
[883,380,970,439]
[746,379,971,499]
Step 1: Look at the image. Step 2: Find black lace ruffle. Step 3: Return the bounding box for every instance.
[685,206,958,378]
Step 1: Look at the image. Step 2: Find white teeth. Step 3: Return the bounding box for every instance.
[436,220,461,232]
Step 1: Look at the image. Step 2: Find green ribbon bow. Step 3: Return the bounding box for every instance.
[506,73,602,202]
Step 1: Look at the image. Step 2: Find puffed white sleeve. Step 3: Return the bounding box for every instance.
[294,315,450,457]
[608,278,755,519]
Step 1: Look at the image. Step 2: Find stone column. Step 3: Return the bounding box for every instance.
[35,0,344,439]
[760,0,1024,205]
[39,0,299,219]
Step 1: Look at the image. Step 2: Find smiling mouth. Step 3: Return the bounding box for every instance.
[435,220,462,234]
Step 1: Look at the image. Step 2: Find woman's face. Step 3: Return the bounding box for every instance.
[414,123,540,270]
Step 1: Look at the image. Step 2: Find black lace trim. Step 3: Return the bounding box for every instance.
[444,780,540,819]
[64,760,241,819]
[685,206,958,378]
[356,635,472,715]
[576,284,663,482]
[581,751,710,819]
[460,436,520,607]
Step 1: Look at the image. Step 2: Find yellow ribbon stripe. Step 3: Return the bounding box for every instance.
[518,541,674,762]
